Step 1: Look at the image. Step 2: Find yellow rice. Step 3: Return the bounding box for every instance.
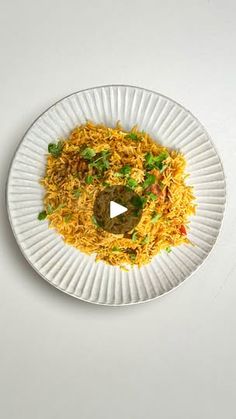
[40,122,196,267]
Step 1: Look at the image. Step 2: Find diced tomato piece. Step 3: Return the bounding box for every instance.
[180,225,187,235]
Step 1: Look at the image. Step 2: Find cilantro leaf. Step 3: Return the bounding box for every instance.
[127,178,138,189]
[126,132,142,142]
[142,173,156,189]
[147,192,157,201]
[89,149,110,173]
[38,203,64,220]
[38,210,47,220]
[144,151,168,171]
[85,175,94,184]
[48,141,63,158]
[145,152,154,166]
[119,165,131,176]
[80,147,96,160]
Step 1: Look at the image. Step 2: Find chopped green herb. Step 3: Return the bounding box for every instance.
[80,147,96,160]
[89,149,110,173]
[73,188,81,198]
[38,210,47,221]
[102,181,110,187]
[85,175,94,184]
[131,195,147,209]
[142,173,156,189]
[92,215,100,227]
[165,246,172,253]
[129,253,136,262]
[145,152,154,166]
[147,192,158,201]
[126,132,142,142]
[127,178,138,189]
[48,141,63,158]
[46,204,54,215]
[131,231,138,242]
[119,165,132,176]
[142,234,150,244]
[64,214,72,223]
[151,211,161,223]
[112,247,122,252]
[145,151,168,171]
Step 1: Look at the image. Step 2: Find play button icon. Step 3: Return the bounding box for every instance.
[93,185,143,234]
[110,201,128,219]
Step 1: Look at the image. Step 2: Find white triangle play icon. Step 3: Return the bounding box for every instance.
[110,201,128,219]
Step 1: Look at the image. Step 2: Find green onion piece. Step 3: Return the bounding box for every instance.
[165,246,172,253]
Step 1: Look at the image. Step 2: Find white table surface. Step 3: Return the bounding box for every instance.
[1,1,236,418]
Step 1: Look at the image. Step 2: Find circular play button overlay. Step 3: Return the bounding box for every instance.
[93,185,143,234]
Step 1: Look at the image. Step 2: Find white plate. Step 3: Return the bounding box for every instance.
[6,85,226,305]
